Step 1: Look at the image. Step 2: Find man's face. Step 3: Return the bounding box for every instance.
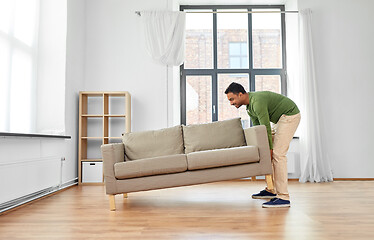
[226,92,243,109]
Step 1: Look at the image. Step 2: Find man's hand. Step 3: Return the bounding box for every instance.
[270,149,273,160]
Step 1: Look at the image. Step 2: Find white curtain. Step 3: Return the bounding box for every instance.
[298,9,333,183]
[141,11,186,66]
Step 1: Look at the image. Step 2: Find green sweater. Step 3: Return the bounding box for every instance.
[246,91,300,149]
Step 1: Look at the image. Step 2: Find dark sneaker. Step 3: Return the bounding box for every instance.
[262,198,290,208]
[252,189,277,199]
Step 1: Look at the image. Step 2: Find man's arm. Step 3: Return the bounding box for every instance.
[253,102,273,150]
[251,117,260,126]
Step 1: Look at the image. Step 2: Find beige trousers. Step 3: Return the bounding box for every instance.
[266,113,301,201]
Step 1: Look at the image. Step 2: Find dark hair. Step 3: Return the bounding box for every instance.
[224,82,247,94]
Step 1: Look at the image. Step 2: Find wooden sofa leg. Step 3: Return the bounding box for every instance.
[109,195,116,211]
[123,193,128,199]
[265,174,274,192]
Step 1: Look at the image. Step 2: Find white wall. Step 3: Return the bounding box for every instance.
[84,0,171,131]
[64,0,86,183]
[297,0,374,178]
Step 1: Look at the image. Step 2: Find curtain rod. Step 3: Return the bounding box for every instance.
[135,10,298,16]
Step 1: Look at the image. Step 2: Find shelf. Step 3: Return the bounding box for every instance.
[81,114,103,117]
[105,92,129,97]
[104,114,126,117]
[80,91,130,97]
[81,137,122,139]
[81,159,102,162]
[81,114,126,117]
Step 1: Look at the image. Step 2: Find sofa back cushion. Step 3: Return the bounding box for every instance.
[122,125,184,160]
[182,118,246,154]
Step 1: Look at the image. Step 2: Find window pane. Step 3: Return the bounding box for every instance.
[252,9,282,69]
[14,0,37,46]
[9,49,32,133]
[186,76,212,125]
[218,74,250,128]
[229,57,240,68]
[217,10,248,69]
[255,75,281,93]
[241,57,248,68]
[241,42,248,55]
[184,10,213,69]
[229,42,241,55]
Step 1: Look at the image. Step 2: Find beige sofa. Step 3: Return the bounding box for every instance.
[101,118,274,211]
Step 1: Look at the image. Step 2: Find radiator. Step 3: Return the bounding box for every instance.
[0,156,62,210]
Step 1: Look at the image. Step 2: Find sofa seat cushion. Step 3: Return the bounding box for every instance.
[114,154,187,179]
[183,118,246,154]
[186,146,259,170]
[122,125,184,160]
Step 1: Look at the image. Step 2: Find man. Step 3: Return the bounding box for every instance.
[225,82,300,208]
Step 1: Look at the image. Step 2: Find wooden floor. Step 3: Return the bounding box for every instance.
[0,181,374,240]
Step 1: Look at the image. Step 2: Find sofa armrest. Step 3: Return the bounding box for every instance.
[101,143,125,194]
[244,125,271,165]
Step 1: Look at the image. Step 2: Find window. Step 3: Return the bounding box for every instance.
[0,0,39,133]
[181,5,287,125]
[0,0,66,135]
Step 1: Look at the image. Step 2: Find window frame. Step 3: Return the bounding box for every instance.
[180,5,287,125]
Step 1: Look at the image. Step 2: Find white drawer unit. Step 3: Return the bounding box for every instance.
[82,162,103,183]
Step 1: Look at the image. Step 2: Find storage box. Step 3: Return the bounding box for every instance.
[82,162,103,183]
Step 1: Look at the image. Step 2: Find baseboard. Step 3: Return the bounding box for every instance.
[0,178,78,215]
[332,178,374,181]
